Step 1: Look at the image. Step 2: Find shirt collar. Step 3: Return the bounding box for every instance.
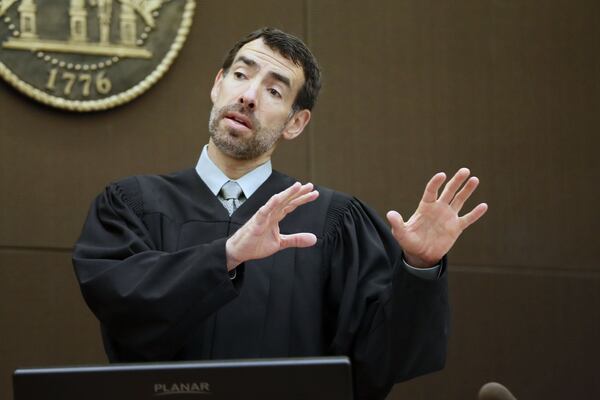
[195,145,272,198]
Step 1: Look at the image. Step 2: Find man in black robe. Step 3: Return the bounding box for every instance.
[73,28,488,400]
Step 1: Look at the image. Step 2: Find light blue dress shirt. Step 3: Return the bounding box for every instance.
[195,145,441,280]
[195,145,272,200]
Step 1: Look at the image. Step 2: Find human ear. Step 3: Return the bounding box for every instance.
[282,109,311,140]
[210,69,225,103]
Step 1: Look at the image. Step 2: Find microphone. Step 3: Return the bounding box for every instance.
[478,382,517,400]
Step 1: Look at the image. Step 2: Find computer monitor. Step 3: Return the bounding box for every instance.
[13,356,353,400]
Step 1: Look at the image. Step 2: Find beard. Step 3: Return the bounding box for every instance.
[208,103,287,160]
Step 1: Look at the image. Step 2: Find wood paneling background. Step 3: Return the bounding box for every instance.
[1,1,598,399]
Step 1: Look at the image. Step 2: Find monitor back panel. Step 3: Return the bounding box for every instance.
[13,357,353,400]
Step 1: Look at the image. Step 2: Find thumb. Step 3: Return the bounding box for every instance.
[386,210,406,240]
[280,233,318,249]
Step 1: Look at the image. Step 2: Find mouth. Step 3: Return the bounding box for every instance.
[224,111,253,130]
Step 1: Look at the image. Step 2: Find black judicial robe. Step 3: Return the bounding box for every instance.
[73,168,449,400]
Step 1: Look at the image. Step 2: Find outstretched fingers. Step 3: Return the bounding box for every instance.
[275,183,316,220]
[422,172,447,203]
[255,182,316,225]
[255,182,299,224]
[459,203,488,230]
[439,167,470,204]
[282,190,320,215]
[451,176,479,212]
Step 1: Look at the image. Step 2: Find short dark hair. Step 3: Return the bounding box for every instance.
[221,27,321,112]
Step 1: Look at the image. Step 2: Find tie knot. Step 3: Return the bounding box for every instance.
[220,181,243,200]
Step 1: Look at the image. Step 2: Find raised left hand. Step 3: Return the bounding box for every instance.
[386,168,488,268]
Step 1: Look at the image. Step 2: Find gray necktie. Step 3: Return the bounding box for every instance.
[219,181,244,216]
[220,181,244,280]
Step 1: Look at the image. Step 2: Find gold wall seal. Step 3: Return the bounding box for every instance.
[0,0,195,111]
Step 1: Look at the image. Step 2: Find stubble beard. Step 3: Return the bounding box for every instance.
[208,103,286,160]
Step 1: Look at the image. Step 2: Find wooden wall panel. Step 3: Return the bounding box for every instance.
[308,0,599,270]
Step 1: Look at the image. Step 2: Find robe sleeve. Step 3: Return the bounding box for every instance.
[72,178,242,361]
[323,195,449,400]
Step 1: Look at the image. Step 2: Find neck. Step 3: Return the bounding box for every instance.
[207,139,273,180]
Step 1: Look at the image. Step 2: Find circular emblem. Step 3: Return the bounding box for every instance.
[0,0,195,111]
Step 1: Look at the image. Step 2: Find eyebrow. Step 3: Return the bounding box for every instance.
[233,56,292,89]
[236,56,257,68]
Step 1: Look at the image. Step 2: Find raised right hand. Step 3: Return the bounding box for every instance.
[225,182,319,270]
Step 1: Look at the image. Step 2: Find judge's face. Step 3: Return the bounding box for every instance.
[209,39,309,160]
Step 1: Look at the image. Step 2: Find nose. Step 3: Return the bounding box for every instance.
[238,84,257,110]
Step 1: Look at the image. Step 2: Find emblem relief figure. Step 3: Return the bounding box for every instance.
[0,0,195,111]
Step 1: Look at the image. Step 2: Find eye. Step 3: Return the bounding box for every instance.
[268,88,281,98]
[233,71,246,80]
